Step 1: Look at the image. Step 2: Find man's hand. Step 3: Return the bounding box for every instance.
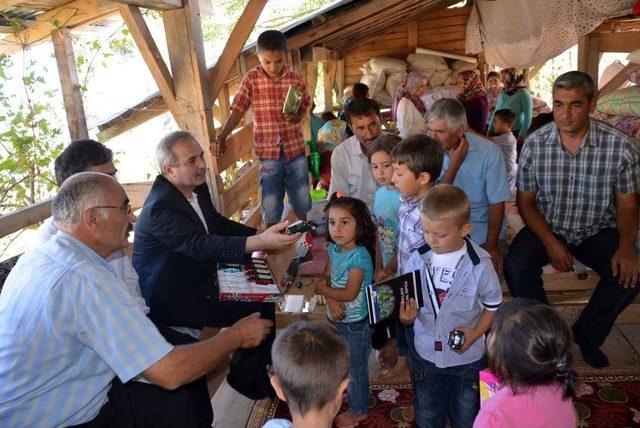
[230,313,273,348]
[326,297,346,320]
[212,135,227,157]
[399,298,419,325]
[483,243,503,274]
[612,245,640,288]
[449,135,469,170]
[544,238,574,272]
[452,326,481,354]
[256,222,301,251]
[285,112,303,124]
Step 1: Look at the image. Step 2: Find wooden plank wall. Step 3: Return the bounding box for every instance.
[344,5,471,87]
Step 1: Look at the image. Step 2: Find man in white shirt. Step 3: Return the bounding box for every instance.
[329,98,383,211]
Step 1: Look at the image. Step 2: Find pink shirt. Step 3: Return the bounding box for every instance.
[473,384,576,428]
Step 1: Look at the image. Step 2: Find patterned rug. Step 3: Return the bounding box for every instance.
[247,367,640,428]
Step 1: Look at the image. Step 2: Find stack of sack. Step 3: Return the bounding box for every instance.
[359,54,478,106]
[360,57,407,106]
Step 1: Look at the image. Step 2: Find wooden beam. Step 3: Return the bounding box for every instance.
[217,82,231,122]
[0,0,119,55]
[209,0,267,101]
[51,28,89,140]
[222,162,259,217]
[323,61,336,112]
[600,31,640,53]
[215,123,253,172]
[122,181,154,210]
[312,46,339,62]
[599,63,640,98]
[578,33,601,86]
[0,200,51,239]
[407,19,418,51]
[163,0,222,210]
[336,59,344,106]
[0,0,22,9]
[119,4,181,122]
[242,204,261,228]
[112,0,183,11]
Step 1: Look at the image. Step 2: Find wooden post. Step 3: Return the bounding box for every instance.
[52,28,89,140]
[218,83,231,122]
[336,59,345,109]
[578,33,601,87]
[163,0,222,210]
[407,20,418,52]
[323,62,337,113]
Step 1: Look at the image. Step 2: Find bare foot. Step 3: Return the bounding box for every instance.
[381,355,410,379]
[378,339,398,371]
[334,410,367,428]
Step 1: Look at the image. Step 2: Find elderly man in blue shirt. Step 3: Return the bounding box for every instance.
[0,172,272,427]
[426,98,512,273]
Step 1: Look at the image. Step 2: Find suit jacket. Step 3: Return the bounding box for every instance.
[133,175,256,329]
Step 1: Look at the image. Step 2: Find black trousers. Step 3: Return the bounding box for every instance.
[504,227,639,347]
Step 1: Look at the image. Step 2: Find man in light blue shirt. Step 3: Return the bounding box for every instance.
[0,172,273,427]
[427,98,511,273]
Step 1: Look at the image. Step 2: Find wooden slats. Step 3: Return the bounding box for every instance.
[122,181,154,211]
[222,162,259,217]
[599,63,640,98]
[0,200,51,239]
[215,123,253,173]
[111,0,183,11]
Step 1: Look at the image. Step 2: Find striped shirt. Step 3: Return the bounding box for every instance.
[0,233,173,427]
[405,238,503,368]
[231,65,311,161]
[397,194,427,274]
[518,119,640,244]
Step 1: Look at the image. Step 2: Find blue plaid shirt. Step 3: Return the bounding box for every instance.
[397,194,427,274]
[518,120,640,244]
[0,232,173,427]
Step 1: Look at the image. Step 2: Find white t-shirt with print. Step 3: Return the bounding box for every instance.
[427,245,467,306]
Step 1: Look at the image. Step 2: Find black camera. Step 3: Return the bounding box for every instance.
[286,220,317,235]
[448,330,465,350]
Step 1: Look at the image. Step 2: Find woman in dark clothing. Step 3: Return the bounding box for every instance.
[457,69,489,134]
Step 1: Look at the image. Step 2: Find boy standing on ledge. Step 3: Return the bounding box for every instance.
[215,30,312,227]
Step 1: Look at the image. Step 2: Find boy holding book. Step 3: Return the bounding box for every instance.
[384,134,444,378]
[264,321,350,428]
[400,184,503,428]
[216,30,311,227]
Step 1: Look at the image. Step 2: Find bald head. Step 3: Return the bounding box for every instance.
[52,172,120,231]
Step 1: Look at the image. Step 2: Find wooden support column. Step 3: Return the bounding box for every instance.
[323,62,337,113]
[299,61,312,142]
[52,28,89,140]
[163,0,222,209]
[477,52,487,85]
[218,83,231,122]
[119,5,181,122]
[407,20,418,52]
[578,33,602,87]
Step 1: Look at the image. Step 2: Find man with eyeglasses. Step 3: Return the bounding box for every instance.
[0,172,273,427]
[32,139,149,314]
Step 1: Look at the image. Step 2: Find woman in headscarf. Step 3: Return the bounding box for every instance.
[392,72,428,138]
[488,68,533,147]
[456,69,489,134]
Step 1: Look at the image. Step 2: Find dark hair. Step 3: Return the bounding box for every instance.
[320,111,337,121]
[488,298,578,399]
[256,30,287,53]
[486,71,500,80]
[528,112,554,135]
[324,192,376,261]
[54,139,114,186]
[553,71,595,101]
[352,83,369,99]
[272,321,349,416]
[390,134,443,179]
[367,134,401,161]
[493,109,516,128]
[345,98,380,123]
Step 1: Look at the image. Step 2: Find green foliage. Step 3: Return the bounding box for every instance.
[0,54,63,214]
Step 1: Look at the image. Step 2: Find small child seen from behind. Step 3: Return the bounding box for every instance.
[474,299,578,428]
[490,109,517,197]
[400,184,503,428]
[313,193,376,427]
[264,321,350,428]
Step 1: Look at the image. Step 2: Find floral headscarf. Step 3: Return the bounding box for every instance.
[457,69,487,103]
[501,68,527,96]
[391,72,427,121]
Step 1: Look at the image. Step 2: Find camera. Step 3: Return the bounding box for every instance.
[286,220,317,235]
[448,330,465,350]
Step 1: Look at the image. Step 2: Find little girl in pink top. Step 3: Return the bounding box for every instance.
[474,299,578,428]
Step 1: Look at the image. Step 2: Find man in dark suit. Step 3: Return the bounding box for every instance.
[133,131,299,399]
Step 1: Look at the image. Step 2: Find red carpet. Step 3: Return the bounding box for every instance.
[248,367,640,427]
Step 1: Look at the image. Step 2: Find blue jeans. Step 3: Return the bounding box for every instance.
[407,329,482,428]
[335,319,372,415]
[259,152,311,224]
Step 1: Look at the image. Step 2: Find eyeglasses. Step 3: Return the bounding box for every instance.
[91,203,132,214]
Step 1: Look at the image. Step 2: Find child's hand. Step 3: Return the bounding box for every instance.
[212,135,227,157]
[313,277,329,295]
[452,326,481,354]
[399,298,419,325]
[374,268,390,283]
[327,297,346,320]
[285,112,303,124]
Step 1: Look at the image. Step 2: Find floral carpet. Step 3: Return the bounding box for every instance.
[247,367,640,427]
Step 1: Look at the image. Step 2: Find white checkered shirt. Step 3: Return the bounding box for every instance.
[518,119,640,244]
[397,195,426,273]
